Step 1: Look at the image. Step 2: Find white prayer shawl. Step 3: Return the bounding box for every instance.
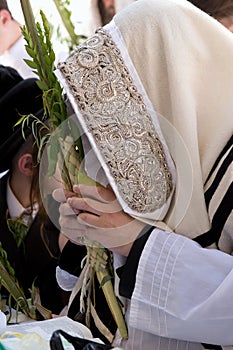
[113,0,233,239]
[56,0,233,348]
[57,0,233,238]
[114,0,136,12]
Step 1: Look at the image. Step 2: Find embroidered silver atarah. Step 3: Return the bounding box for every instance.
[58,28,173,213]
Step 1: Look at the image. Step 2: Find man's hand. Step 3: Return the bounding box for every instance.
[53,184,146,256]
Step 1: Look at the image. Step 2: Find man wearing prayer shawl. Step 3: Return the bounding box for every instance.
[53,0,233,349]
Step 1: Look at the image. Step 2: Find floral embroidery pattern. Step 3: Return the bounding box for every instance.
[58,28,173,213]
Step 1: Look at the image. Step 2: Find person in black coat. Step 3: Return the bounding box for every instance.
[0,64,67,315]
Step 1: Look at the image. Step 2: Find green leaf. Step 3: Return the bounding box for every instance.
[23,58,38,69]
[36,80,49,91]
[25,45,36,58]
[52,0,85,51]
[14,115,26,127]
[47,141,59,176]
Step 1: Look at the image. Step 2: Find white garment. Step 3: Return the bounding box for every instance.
[0,171,8,179]
[123,228,233,349]
[56,0,233,348]
[0,36,37,79]
[57,0,233,235]
[114,0,135,12]
[56,266,78,291]
[7,178,38,222]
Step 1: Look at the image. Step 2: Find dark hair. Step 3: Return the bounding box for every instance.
[188,0,233,20]
[31,143,46,219]
[11,129,46,221]
[11,133,57,259]
[98,0,115,25]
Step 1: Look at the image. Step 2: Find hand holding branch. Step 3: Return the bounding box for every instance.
[53,184,146,256]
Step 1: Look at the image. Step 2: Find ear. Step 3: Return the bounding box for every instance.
[0,9,12,25]
[17,153,33,176]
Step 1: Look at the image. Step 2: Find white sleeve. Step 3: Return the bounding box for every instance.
[56,266,78,292]
[129,229,233,346]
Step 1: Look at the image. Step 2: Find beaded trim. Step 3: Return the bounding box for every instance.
[58,28,173,213]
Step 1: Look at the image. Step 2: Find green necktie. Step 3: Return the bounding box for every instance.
[7,210,32,248]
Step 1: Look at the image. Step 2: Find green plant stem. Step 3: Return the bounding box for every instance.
[52,0,80,49]
[0,260,30,317]
[20,0,48,87]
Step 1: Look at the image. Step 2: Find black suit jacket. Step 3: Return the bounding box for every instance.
[0,174,66,314]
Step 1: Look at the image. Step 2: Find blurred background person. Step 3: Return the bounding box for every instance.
[0,0,37,78]
[78,0,136,37]
[0,0,69,79]
[187,0,233,32]
[98,0,116,26]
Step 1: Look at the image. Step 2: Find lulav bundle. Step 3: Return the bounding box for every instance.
[58,134,128,341]
[20,0,128,341]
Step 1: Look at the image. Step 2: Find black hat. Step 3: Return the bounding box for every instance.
[0,65,44,172]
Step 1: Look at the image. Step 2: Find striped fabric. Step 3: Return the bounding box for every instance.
[194,136,233,350]
[194,136,233,251]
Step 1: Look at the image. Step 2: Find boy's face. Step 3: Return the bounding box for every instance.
[0,9,12,55]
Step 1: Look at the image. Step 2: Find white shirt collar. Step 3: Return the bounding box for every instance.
[6,179,38,220]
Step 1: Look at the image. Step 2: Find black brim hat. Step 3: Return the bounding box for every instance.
[0,65,44,172]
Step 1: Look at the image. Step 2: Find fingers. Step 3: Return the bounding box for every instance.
[54,183,144,254]
[59,214,83,231]
[59,202,78,216]
[53,188,66,203]
[82,217,146,250]
[67,195,121,216]
[77,212,101,227]
[60,226,85,244]
[67,197,103,216]
[53,185,119,214]
[57,189,148,254]
[59,205,85,243]
[73,184,116,203]
[52,188,77,203]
